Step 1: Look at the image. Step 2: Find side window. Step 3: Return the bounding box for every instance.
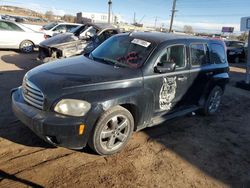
[157,45,186,69]
[66,25,78,32]
[0,21,9,30]
[98,30,118,43]
[53,24,66,31]
[190,43,209,66]
[211,43,226,64]
[0,21,23,31]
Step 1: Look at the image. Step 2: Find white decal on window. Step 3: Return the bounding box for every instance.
[131,39,151,48]
[159,77,177,110]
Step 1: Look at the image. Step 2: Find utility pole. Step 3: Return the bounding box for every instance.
[154,16,158,29]
[133,12,136,24]
[108,0,112,24]
[169,0,177,32]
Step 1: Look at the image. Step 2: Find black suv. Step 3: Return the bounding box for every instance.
[12,32,229,155]
[225,40,245,63]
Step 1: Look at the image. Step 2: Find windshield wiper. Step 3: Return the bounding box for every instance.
[90,54,129,68]
[102,57,130,68]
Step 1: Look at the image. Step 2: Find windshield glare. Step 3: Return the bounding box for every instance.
[43,22,57,30]
[91,35,155,69]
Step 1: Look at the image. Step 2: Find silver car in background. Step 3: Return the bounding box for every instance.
[0,19,45,53]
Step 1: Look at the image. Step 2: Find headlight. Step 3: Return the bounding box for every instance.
[54,99,91,117]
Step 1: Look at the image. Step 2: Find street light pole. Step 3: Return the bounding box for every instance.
[169,0,177,32]
[108,0,112,24]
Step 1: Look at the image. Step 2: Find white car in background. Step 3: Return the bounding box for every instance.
[41,22,81,38]
[0,19,46,53]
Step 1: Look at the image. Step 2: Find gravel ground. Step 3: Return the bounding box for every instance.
[0,50,250,188]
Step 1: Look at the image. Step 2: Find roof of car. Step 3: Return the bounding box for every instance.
[59,22,81,25]
[124,31,220,45]
[86,22,117,30]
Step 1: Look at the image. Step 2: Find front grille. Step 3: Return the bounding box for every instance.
[22,79,44,110]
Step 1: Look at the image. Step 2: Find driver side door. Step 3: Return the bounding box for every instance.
[145,43,190,117]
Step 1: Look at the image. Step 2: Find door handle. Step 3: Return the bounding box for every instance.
[177,76,187,81]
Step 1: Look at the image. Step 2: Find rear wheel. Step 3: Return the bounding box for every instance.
[20,40,34,53]
[88,106,134,155]
[202,86,223,115]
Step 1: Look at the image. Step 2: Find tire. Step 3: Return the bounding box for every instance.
[88,106,134,155]
[202,86,223,116]
[20,40,34,53]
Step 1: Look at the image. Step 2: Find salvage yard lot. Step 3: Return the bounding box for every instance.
[0,50,250,187]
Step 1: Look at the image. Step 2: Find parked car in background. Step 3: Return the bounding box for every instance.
[38,23,119,62]
[225,40,245,63]
[12,32,229,155]
[41,22,82,38]
[0,19,46,53]
[244,42,248,60]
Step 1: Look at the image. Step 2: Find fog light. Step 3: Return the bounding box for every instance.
[79,124,85,135]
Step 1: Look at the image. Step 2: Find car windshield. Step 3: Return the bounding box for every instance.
[90,35,155,69]
[43,22,58,30]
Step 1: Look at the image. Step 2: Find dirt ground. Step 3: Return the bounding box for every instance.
[0,50,250,188]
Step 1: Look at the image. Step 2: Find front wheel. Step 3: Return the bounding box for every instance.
[20,40,34,53]
[202,86,223,115]
[88,106,134,155]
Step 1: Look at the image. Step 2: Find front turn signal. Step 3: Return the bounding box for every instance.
[79,124,85,135]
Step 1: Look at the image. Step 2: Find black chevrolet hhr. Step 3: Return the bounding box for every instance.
[12,32,229,155]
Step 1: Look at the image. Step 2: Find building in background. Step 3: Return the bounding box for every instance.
[76,12,121,24]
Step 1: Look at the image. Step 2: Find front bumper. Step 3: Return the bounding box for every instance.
[11,88,95,149]
[38,46,62,63]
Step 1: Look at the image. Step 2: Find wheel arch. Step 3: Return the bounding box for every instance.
[199,74,229,106]
[19,39,35,47]
[19,40,35,52]
[120,103,139,131]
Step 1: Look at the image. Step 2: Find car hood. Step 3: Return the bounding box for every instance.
[40,33,79,47]
[26,55,142,96]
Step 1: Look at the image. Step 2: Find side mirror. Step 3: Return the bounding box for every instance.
[154,62,176,73]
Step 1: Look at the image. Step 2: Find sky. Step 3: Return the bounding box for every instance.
[1,0,250,33]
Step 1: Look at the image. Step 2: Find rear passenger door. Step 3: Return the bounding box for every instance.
[187,42,214,106]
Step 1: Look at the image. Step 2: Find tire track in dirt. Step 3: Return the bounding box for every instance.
[6,148,47,162]
[0,148,74,175]
[0,151,104,187]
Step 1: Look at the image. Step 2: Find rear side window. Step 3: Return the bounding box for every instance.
[53,24,66,31]
[211,43,226,64]
[66,25,78,32]
[0,21,23,31]
[190,43,209,66]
